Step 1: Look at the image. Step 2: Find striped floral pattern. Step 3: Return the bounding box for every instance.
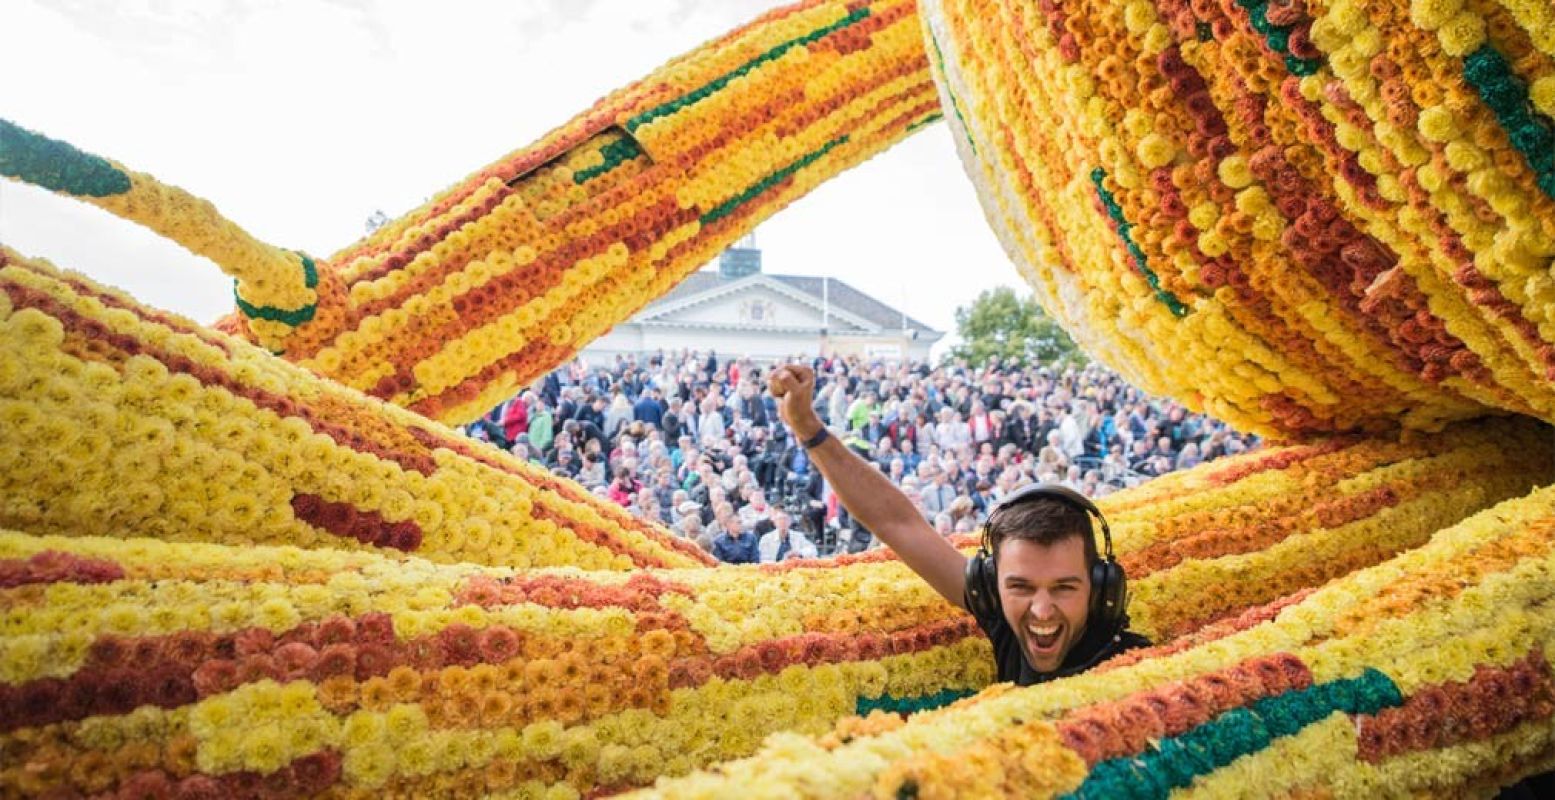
[2,250,1549,795]
[0,248,709,571]
[5,0,1555,796]
[922,0,1555,439]
[636,480,1555,798]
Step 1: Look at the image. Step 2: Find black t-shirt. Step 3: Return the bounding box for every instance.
[965,589,1152,686]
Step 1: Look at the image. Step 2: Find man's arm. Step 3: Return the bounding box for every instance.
[769,365,968,609]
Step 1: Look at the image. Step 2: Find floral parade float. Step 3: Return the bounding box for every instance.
[3,0,1555,797]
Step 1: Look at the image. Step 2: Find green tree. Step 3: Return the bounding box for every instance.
[946,287,1086,368]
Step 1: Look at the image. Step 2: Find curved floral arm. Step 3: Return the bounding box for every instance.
[920,0,1555,438]
[0,118,331,354]
[199,0,939,425]
[0,247,711,569]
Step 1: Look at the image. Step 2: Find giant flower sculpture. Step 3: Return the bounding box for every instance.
[2,0,1554,797]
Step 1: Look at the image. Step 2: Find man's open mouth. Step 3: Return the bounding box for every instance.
[1028,622,1062,653]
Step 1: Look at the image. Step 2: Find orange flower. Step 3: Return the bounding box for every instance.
[386,666,423,703]
[484,758,520,790]
[525,658,562,690]
[439,665,473,695]
[584,683,614,716]
[480,690,515,724]
[558,651,588,683]
[162,735,199,776]
[639,629,677,660]
[360,676,397,711]
[556,690,586,723]
[447,688,483,726]
[500,660,527,688]
[318,674,359,713]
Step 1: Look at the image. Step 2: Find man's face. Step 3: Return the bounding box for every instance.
[995,536,1091,673]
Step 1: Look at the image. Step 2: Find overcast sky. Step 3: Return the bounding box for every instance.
[0,0,1024,352]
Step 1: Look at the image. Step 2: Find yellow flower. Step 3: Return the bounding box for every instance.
[521,719,565,761]
[255,597,301,631]
[241,723,289,773]
[344,742,397,787]
[342,710,387,749]
[1435,11,1485,56]
[384,703,428,744]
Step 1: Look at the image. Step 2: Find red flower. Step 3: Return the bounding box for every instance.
[1159,683,1212,729]
[1066,714,1126,761]
[457,577,505,608]
[16,678,64,728]
[1402,706,1440,751]
[227,771,262,799]
[1219,665,1265,705]
[236,655,282,684]
[173,775,224,800]
[1356,717,1387,762]
[130,637,163,669]
[311,644,357,681]
[28,550,75,582]
[164,631,213,669]
[289,493,322,522]
[193,659,240,697]
[291,750,342,794]
[438,624,481,667]
[259,764,299,800]
[358,612,395,644]
[316,501,355,535]
[0,559,30,588]
[315,615,357,647]
[60,673,100,720]
[1112,699,1163,752]
[1193,673,1240,712]
[118,769,175,800]
[354,643,398,681]
[385,521,422,552]
[478,627,522,664]
[93,671,138,716]
[1126,691,1174,734]
[733,649,764,680]
[1057,719,1107,766]
[90,635,132,669]
[350,514,381,544]
[274,642,319,678]
[756,641,787,673]
[145,665,197,709]
[234,628,275,658]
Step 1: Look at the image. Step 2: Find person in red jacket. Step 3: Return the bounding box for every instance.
[501,397,529,444]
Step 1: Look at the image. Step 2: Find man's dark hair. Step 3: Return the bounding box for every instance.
[986,497,1097,568]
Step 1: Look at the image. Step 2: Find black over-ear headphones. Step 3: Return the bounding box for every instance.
[964,483,1128,636]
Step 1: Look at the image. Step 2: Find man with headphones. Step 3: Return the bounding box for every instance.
[769,364,1150,685]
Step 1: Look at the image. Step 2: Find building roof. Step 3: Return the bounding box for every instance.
[645,270,940,334]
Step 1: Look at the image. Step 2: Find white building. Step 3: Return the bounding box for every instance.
[583,238,943,363]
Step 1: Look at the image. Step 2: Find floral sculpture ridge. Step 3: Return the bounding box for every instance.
[3,0,1555,797]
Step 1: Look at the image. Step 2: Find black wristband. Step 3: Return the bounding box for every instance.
[801,428,830,449]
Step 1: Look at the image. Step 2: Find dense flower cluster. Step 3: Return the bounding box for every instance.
[1,319,1547,796]
[639,479,1555,797]
[261,0,931,423]
[0,529,989,797]
[0,248,709,571]
[4,0,1555,796]
[4,2,938,398]
[922,0,1555,438]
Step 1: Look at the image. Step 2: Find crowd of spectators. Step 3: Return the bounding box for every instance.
[466,350,1259,564]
